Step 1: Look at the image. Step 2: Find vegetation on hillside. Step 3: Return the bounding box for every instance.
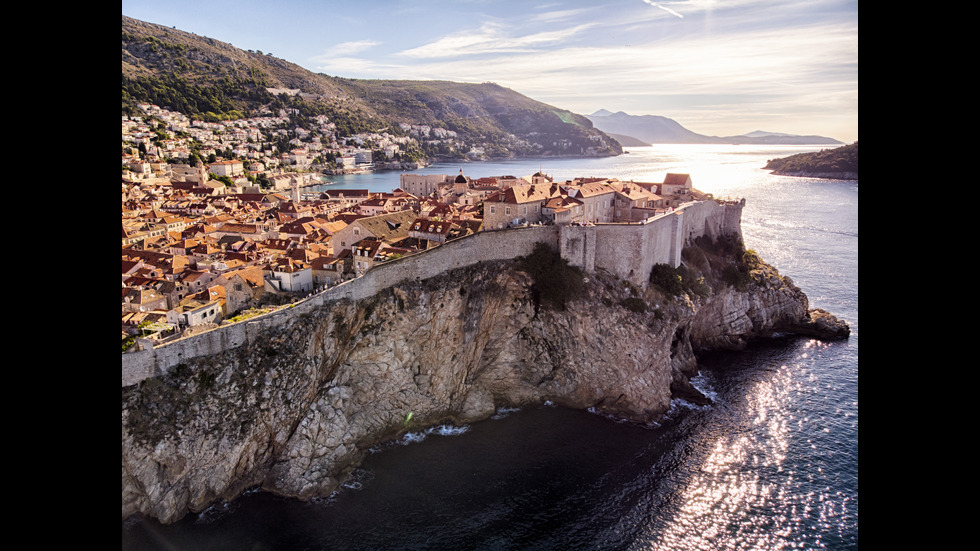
[764,142,858,177]
[121,15,621,160]
[122,73,276,121]
[648,233,767,299]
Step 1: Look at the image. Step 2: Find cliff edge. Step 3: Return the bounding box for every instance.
[122,239,847,525]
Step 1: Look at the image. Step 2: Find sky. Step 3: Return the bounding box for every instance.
[121,0,858,143]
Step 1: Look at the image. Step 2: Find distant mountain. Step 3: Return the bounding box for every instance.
[121,15,621,162]
[605,133,651,147]
[585,111,709,144]
[586,110,843,145]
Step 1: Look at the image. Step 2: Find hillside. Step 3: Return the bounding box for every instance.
[763,142,858,179]
[121,16,621,161]
[586,110,843,145]
[606,133,651,147]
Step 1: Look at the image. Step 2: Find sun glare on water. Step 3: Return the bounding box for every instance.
[636,356,849,551]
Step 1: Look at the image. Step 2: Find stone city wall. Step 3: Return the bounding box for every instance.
[121,200,742,386]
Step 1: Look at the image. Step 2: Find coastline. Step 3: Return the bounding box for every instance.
[765,170,858,180]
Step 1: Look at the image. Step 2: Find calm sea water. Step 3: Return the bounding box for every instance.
[123,145,858,550]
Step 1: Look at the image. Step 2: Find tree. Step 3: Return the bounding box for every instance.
[209,173,234,187]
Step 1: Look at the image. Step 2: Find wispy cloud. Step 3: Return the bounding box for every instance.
[527,6,596,23]
[396,21,596,59]
[310,40,391,74]
[643,0,685,19]
[314,40,382,59]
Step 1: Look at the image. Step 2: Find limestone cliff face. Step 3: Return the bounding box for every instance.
[121,256,845,525]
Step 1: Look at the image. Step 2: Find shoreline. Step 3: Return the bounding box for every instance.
[766,170,858,180]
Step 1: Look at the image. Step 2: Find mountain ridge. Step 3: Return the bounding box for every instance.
[586,109,843,145]
[121,15,621,162]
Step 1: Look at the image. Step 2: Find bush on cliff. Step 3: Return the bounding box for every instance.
[684,233,765,291]
[515,242,584,311]
[648,263,711,299]
[649,264,685,296]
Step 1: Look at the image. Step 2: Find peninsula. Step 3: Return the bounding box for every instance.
[122,161,849,525]
[764,142,858,180]
[121,10,853,530]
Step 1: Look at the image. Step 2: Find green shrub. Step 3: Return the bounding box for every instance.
[681,244,709,271]
[122,335,136,352]
[721,263,752,290]
[515,243,584,310]
[649,264,685,296]
[651,262,713,298]
[694,233,744,258]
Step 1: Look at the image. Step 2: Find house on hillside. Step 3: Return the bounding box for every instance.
[330,210,418,256]
[265,258,313,293]
[356,196,388,216]
[483,183,560,229]
[325,189,371,208]
[208,160,244,178]
[311,255,347,287]
[121,287,168,314]
[658,173,694,208]
[408,218,454,244]
[351,238,384,277]
[542,195,585,225]
[565,180,617,224]
[174,287,224,327]
[609,181,664,222]
[350,238,416,277]
[212,266,266,316]
[400,173,450,198]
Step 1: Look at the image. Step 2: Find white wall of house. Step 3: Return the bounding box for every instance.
[269,267,313,293]
[181,301,222,326]
[209,161,244,177]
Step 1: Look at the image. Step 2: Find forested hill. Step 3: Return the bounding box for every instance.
[763,142,858,180]
[121,15,621,161]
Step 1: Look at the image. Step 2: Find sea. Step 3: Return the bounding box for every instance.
[123,144,858,550]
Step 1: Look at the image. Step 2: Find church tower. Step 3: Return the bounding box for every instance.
[453,168,468,194]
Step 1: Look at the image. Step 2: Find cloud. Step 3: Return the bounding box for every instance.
[314,40,381,59]
[526,6,596,23]
[309,40,389,74]
[396,21,596,59]
[643,0,685,19]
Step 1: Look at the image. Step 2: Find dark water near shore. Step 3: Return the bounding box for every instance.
[123,145,858,550]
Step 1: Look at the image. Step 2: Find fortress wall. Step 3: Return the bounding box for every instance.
[121,348,159,387]
[573,200,744,289]
[558,225,596,273]
[123,226,559,385]
[676,200,744,243]
[329,225,559,303]
[589,213,681,289]
[122,201,742,386]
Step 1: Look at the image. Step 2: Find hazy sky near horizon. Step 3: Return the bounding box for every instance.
[122,0,858,142]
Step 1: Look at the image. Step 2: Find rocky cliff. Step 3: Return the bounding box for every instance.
[121,247,847,525]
